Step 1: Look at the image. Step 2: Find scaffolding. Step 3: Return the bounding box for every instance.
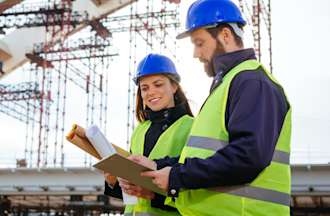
[121,0,180,148]
[0,1,88,33]
[0,81,43,123]
[239,0,273,72]
[0,0,179,169]
[0,0,115,168]
[0,0,274,168]
[0,0,274,167]
[0,0,278,214]
[27,35,114,168]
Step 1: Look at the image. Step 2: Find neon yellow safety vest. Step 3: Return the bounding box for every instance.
[173,60,291,216]
[124,114,193,216]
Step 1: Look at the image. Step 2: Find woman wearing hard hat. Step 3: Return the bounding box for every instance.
[104,53,193,216]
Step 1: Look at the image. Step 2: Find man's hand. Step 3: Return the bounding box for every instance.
[128,155,157,170]
[104,172,117,187]
[118,177,155,199]
[141,167,172,192]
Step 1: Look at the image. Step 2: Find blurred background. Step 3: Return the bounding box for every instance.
[0,0,329,215]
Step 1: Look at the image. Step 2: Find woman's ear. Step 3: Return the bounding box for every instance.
[171,82,178,94]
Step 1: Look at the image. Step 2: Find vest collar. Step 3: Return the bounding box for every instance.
[144,103,187,124]
[210,48,256,93]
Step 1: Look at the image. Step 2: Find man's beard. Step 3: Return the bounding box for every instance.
[204,40,226,77]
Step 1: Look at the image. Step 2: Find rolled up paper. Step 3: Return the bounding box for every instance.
[85,125,116,158]
[66,129,101,159]
[72,124,87,139]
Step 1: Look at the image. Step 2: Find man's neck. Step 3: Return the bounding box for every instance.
[209,48,256,93]
[212,48,256,78]
[224,45,243,53]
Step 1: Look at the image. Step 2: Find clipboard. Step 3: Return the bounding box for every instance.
[67,124,165,195]
[93,154,166,196]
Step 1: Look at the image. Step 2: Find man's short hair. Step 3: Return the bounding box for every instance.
[206,23,244,47]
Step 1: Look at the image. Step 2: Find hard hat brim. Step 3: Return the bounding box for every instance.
[176,30,191,39]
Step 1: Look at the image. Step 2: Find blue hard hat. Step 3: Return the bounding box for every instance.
[133,53,180,85]
[177,0,246,39]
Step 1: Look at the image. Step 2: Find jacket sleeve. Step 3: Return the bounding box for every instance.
[167,72,288,196]
[103,176,177,211]
[151,194,178,211]
[154,156,180,169]
[104,181,123,199]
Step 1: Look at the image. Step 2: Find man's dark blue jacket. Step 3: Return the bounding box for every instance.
[155,48,289,197]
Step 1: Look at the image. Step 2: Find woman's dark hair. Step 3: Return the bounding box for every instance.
[135,74,193,122]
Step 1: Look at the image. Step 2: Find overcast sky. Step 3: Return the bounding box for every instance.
[0,0,330,167]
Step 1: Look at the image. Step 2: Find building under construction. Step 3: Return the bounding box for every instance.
[0,0,329,215]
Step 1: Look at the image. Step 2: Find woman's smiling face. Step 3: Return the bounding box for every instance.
[139,74,178,111]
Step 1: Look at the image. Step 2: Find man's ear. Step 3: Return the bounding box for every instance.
[217,27,232,46]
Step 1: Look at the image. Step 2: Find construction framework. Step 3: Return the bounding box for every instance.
[239,0,273,72]
[0,0,277,215]
[0,0,116,169]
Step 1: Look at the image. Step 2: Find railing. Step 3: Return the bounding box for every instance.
[0,154,99,168]
[291,150,330,165]
[1,150,330,169]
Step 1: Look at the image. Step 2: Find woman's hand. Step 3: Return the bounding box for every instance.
[118,177,155,199]
[104,172,117,187]
[128,155,157,170]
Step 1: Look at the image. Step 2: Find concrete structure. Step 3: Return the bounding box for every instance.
[1,164,330,196]
[0,167,104,195]
[0,167,123,214]
[0,164,330,214]
[0,0,134,78]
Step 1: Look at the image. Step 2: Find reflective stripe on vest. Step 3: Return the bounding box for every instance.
[187,136,228,151]
[186,135,291,206]
[174,60,291,215]
[187,135,290,165]
[211,185,290,206]
[126,115,193,216]
[272,150,290,164]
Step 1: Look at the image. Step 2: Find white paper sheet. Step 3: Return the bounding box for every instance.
[85,125,116,158]
[86,125,137,204]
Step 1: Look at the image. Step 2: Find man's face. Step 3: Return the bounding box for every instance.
[190,28,225,77]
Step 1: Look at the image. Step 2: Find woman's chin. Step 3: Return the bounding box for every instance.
[148,104,164,112]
